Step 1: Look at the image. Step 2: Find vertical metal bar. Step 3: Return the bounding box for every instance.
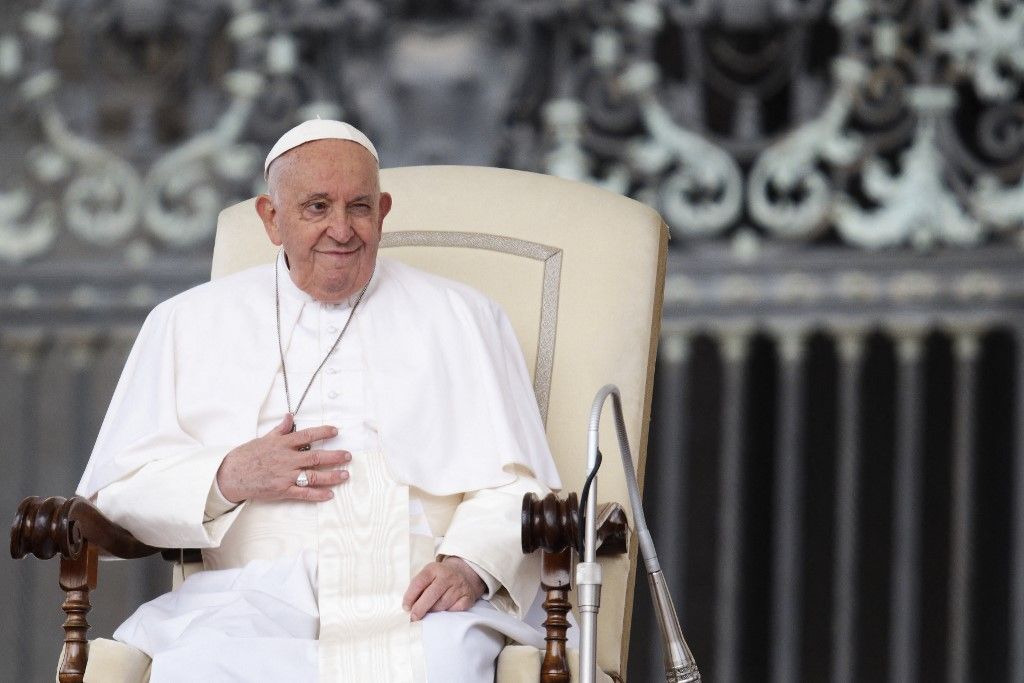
[1011,325,1024,683]
[657,333,692,621]
[891,333,924,683]
[833,331,864,683]
[714,330,750,683]
[948,330,978,683]
[772,329,806,683]
[2,330,46,683]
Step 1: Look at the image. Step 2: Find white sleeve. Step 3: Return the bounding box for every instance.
[79,301,247,548]
[460,559,501,599]
[204,472,241,522]
[94,449,247,549]
[436,466,550,618]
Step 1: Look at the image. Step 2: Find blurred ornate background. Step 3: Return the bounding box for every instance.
[2,0,1023,681]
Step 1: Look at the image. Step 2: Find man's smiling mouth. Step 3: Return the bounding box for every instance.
[316,247,360,256]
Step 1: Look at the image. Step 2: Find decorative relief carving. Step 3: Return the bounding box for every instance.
[748,58,865,240]
[833,97,984,249]
[1,2,271,263]
[533,0,1024,249]
[934,0,1024,103]
[1,0,1022,264]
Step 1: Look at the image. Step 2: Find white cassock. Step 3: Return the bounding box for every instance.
[76,254,564,682]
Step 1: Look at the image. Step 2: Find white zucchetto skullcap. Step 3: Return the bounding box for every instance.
[264,119,379,179]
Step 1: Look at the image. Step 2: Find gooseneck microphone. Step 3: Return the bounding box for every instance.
[577,384,701,683]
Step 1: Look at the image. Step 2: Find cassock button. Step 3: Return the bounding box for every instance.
[326,367,338,375]
[327,325,339,334]
[327,390,339,399]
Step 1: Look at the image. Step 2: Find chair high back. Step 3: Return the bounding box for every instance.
[212,165,667,679]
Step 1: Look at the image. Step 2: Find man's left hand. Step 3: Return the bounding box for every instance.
[402,557,486,621]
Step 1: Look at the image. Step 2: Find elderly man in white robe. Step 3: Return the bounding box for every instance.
[76,120,562,682]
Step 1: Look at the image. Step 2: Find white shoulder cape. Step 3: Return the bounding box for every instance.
[78,257,561,498]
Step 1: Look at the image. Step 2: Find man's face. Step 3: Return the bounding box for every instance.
[256,139,392,303]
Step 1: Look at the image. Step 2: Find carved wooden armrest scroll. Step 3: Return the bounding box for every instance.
[522,492,629,683]
[10,496,162,683]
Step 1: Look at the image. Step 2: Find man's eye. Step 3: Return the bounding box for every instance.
[307,202,327,212]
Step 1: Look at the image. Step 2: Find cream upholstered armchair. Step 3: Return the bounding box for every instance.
[11,166,667,683]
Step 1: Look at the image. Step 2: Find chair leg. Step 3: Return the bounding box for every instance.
[57,543,97,683]
[540,547,572,683]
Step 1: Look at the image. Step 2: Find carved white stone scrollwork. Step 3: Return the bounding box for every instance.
[972,174,1024,233]
[1,7,145,256]
[41,109,143,246]
[834,104,983,250]
[141,6,268,249]
[0,2,272,262]
[748,58,865,240]
[143,83,264,248]
[0,188,58,264]
[934,0,1024,102]
[640,89,744,238]
[543,98,631,195]
[1,0,1023,261]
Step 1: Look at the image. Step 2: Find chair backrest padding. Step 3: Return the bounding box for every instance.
[213,165,667,677]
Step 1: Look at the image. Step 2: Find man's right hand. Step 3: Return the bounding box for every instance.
[216,413,350,504]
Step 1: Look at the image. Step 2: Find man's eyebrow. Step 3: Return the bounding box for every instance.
[299,192,330,203]
[347,195,373,204]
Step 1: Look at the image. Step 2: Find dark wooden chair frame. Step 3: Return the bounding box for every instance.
[12,491,627,683]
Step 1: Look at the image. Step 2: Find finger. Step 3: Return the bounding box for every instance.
[298,449,350,469]
[430,585,462,613]
[303,469,349,487]
[285,425,338,448]
[409,573,450,618]
[410,577,449,621]
[271,413,294,435]
[403,568,435,611]
[449,595,475,612]
[284,485,333,502]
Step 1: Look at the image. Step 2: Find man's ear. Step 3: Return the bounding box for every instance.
[377,192,393,233]
[255,194,282,246]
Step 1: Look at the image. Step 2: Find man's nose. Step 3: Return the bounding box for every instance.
[325,213,356,243]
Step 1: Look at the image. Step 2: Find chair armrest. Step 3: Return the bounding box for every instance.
[521,492,628,557]
[11,496,168,683]
[521,492,629,683]
[11,495,160,562]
